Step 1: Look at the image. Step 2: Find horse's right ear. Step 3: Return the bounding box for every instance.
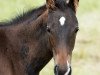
[67,0,79,12]
[46,0,56,10]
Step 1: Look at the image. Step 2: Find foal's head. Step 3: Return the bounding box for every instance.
[46,0,79,75]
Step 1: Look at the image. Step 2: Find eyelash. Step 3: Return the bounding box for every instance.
[47,26,51,33]
[74,27,79,33]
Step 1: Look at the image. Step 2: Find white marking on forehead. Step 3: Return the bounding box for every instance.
[64,61,71,75]
[59,16,66,26]
[66,0,70,4]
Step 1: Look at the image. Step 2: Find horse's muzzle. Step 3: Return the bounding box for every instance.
[54,65,72,75]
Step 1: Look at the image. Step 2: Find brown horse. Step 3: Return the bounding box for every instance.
[0,0,79,75]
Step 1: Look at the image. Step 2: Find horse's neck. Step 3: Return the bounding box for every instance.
[27,10,48,37]
[31,10,48,26]
[22,11,53,74]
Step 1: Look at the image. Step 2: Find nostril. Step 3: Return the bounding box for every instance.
[54,65,72,75]
[54,65,59,75]
[69,67,72,75]
[65,67,72,75]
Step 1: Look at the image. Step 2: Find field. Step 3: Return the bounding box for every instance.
[0,0,100,75]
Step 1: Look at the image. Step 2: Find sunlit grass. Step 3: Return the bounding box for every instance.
[0,0,100,75]
[0,0,45,21]
[78,0,100,15]
[72,1,100,74]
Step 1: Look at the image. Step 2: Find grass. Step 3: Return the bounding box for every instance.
[0,0,100,75]
[0,0,45,21]
[72,0,100,75]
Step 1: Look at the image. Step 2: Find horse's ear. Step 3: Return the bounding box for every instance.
[46,0,56,10]
[67,0,79,12]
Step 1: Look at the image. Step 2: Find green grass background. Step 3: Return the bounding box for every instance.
[0,0,100,75]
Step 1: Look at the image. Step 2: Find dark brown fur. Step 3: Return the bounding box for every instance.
[0,0,79,75]
[0,6,52,75]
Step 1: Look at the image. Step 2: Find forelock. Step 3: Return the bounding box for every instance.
[55,0,67,11]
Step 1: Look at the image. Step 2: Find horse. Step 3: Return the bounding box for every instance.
[0,0,79,75]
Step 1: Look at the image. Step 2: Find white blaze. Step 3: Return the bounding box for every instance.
[59,16,66,26]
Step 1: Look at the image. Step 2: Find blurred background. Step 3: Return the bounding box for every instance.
[0,0,100,75]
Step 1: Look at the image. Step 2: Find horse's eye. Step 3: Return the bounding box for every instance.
[74,27,79,33]
[47,26,51,33]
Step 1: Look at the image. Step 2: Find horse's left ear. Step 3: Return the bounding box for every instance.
[67,0,79,12]
[46,0,56,10]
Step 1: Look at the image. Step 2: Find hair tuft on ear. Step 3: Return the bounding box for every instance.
[74,0,79,12]
[46,0,56,10]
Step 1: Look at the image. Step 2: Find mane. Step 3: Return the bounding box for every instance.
[0,5,46,26]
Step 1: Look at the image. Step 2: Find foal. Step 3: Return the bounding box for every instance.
[0,0,79,75]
